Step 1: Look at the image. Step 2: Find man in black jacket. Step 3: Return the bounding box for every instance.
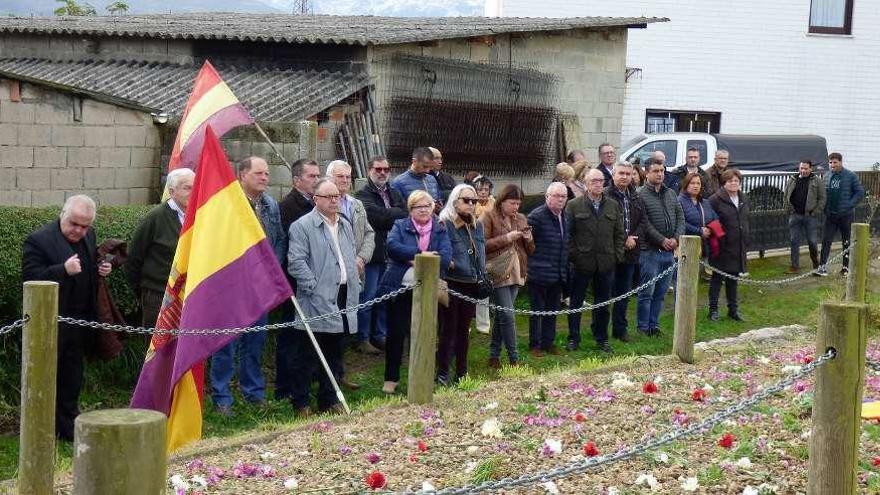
[428,147,457,204]
[605,162,644,342]
[22,195,113,441]
[354,156,407,350]
[276,158,320,400]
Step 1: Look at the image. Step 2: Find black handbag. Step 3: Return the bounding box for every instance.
[465,225,494,300]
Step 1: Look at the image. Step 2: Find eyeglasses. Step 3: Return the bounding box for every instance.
[412,204,433,211]
[372,167,390,173]
[459,198,478,205]
[315,194,341,201]
[588,179,605,184]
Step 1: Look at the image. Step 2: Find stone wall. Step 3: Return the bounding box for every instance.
[368,29,628,193]
[0,80,161,206]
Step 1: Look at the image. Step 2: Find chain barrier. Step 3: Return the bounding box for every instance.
[57,283,417,336]
[447,260,679,315]
[699,243,854,285]
[0,315,29,336]
[427,348,836,495]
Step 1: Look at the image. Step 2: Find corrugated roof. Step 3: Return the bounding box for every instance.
[0,58,369,121]
[0,14,667,46]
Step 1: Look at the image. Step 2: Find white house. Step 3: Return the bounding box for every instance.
[492,0,879,170]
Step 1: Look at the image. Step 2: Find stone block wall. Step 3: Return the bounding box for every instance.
[0,80,162,206]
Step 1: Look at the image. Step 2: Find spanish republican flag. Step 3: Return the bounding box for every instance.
[167,60,253,172]
[131,126,291,452]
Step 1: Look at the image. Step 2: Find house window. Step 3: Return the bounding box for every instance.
[645,110,721,134]
[809,0,853,35]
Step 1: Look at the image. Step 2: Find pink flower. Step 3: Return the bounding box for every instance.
[339,445,353,456]
[366,452,382,464]
[671,408,689,426]
[573,412,588,422]
[312,421,333,433]
[185,458,205,472]
[640,405,656,416]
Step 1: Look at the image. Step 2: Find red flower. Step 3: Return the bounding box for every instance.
[574,412,588,422]
[718,433,736,449]
[692,388,707,402]
[417,440,428,452]
[583,441,599,457]
[801,355,814,364]
[873,457,880,467]
[642,381,658,394]
[365,471,387,490]
[408,453,419,464]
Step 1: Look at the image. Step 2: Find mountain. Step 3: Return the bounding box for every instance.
[0,0,282,16]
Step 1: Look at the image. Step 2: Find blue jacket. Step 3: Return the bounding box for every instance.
[824,168,865,215]
[678,193,718,236]
[443,217,486,283]
[391,169,441,203]
[378,216,452,295]
[254,191,287,266]
[526,204,569,286]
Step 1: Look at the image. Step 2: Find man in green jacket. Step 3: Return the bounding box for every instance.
[565,168,625,353]
[125,168,194,327]
[783,160,826,273]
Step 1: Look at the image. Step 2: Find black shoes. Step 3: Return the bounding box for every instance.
[614,333,631,343]
[565,341,579,351]
[597,341,613,353]
[708,311,720,321]
[728,312,744,322]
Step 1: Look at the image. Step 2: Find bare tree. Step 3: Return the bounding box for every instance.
[291,0,313,14]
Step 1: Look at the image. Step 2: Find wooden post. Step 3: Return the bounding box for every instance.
[73,409,167,495]
[845,222,869,303]
[407,253,440,404]
[807,301,868,495]
[18,281,59,495]
[672,235,701,364]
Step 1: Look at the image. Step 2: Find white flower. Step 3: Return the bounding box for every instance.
[800,429,811,439]
[464,460,478,473]
[466,445,480,454]
[610,372,634,389]
[169,474,190,490]
[735,457,752,469]
[421,480,437,493]
[480,418,503,438]
[782,365,802,374]
[606,487,621,495]
[756,483,778,494]
[758,355,771,364]
[484,401,498,410]
[260,451,278,460]
[654,375,664,384]
[190,475,208,488]
[680,477,699,492]
[541,480,560,494]
[635,473,660,490]
[655,452,669,464]
[703,383,715,392]
[344,433,357,440]
[543,438,562,455]
[283,477,299,490]
[742,487,759,495]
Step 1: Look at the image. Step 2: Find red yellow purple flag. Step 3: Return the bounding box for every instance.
[131,125,291,452]
[167,60,253,172]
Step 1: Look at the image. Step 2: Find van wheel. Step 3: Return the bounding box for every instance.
[747,186,784,211]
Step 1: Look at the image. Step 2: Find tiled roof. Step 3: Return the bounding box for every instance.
[0,14,667,46]
[0,58,369,121]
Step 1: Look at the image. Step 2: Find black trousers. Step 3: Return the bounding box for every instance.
[56,317,94,440]
[437,281,476,379]
[820,212,853,268]
[567,269,614,344]
[527,281,563,351]
[384,292,412,382]
[329,284,350,381]
[611,263,637,337]
[708,272,739,315]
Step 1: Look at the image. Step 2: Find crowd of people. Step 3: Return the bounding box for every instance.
[22,142,865,429]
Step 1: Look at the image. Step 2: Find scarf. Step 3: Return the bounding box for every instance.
[412,217,433,252]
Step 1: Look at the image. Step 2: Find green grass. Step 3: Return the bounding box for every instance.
[0,251,857,480]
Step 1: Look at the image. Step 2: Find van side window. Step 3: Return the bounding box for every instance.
[627,140,678,165]
[686,139,708,165]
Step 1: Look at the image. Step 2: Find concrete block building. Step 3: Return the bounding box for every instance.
[0,13,663,205]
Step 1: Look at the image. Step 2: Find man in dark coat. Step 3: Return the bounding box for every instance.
[22,195,113,441]
[708,168,750,321]
[275,158,320,401]
[666,147,710,193]
[605,162,645,342]
[354,156,407,350]
[596,143,617,187]
[429,147,457,204]
[565,169,625,353]
[526,182,569,355]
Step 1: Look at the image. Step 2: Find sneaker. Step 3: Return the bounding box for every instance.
[816,267,828,277]
[840,267,849,277]
[565,340,579,351]
[597,341,613,353]
[382,381,398,394]
[435,373,450,387]
[357,341,382,355]
[708,311,720,322]
[487,357,501,369]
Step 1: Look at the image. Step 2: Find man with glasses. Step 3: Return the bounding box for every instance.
[597,143,617,187]
[391,147,441,204]
[606,162,644,342]
[564,169,625,353]
[636,158,684,337]
[287,178,360,416]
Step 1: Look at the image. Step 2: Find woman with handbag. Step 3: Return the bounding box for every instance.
[436,184,489,385]
[378,190,452,394]
[480,184,536,367]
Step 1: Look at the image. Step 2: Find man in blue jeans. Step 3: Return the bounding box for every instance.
[210,157,287,415]
[818,152,864,276]
[635,159,684,336]
[783,160,826,273]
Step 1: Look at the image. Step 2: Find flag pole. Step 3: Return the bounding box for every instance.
[253,122,293,173]
[287,295,351,414]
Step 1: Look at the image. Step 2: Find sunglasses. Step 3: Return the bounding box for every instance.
[372,167,390,173]
[460,198,478,205]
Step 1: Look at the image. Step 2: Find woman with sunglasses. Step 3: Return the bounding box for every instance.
[436,184,487,385]
[377,190,452,394]
[464,172,495,334]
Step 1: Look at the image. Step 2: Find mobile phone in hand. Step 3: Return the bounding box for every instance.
[101,254,115,264]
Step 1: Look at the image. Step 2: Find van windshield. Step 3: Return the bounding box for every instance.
[621,135,647,152]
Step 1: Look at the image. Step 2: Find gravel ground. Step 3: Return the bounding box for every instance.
[119,327,880,494]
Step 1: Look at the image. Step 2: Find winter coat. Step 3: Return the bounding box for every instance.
[378,216,452,295]
[679,193,720,258]
[605,185,645,265]
[565,193,625,274]
[709,190,750,274]
[526,204,569,286]
[443,216,486,283]
[784,173,826,216]
[823,168,865,215]
[479,208,536,286]
[355,179,407,264]
[391,169,441,203]
[637,183,685,251]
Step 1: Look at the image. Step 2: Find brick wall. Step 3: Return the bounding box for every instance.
[0,80,161,206]
[502,0,880,170]
[367,29,628,193]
